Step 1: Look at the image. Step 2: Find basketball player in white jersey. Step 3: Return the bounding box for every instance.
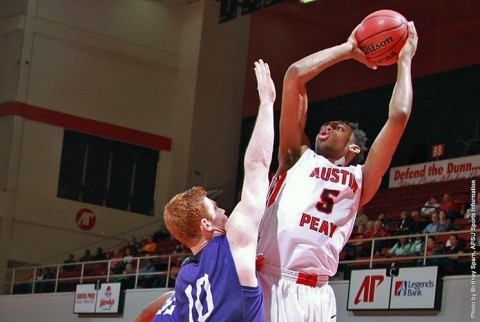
[257,22,418,321]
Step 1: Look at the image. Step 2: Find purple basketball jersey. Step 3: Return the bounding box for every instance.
[174,235,263,322]
[152,291,178,322]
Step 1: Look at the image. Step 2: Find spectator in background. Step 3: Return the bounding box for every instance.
[438,210,452,232]
[440,193,459,222]
[366,220,389,255]
[397,210,416,235]
[423,211,441,234]
[63,254,77,271]
[410,209,420,219]
[344,224,368,258]
[110,248,124,274]
[26,268,43,293]
[417,236,440,266]
[138,259,159,288]
[420,196,440,218]
[123,248,134,265]
[140,236,158,254]
[79,249,94,262]
[354,207,369,228]
[412,209,428,232]
[93,247,107,261]
[377,213,391,229]
[408,232,423,254]
[422,236,439,257]
[119,262,137,289]
[365,220,374,235]
[127,235,141,255]
[37,267,55,293]
[388,237,411,256]
[437,234,465,274]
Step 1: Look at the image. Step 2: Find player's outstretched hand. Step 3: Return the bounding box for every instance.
[254,59,276,103]
[347,24,378,70]
[398,21,418,63]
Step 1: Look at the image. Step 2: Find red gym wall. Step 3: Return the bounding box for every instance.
[243,0,480,117]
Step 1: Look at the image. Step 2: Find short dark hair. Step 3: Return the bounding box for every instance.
[346,121,368,165]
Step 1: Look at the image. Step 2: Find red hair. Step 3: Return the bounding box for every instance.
[164,187,211,248]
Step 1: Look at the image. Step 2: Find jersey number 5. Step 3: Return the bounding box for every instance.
[315,188,340,214]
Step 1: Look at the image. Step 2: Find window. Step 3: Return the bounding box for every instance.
[58,130,159,216]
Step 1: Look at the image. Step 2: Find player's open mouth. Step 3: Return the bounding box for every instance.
[318,131,329,141]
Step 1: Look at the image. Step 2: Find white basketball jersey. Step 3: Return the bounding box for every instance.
[258,149,363,276]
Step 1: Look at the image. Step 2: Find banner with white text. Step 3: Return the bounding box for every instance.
[389,155,480,188]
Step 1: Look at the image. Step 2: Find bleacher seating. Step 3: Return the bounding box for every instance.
[363,177,479,218]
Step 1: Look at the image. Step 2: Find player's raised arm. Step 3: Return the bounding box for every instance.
[277,29,375,175]
[226,60,275,286]
[360,22,418,206]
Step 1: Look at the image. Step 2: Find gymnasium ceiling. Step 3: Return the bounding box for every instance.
[242,0,480,116]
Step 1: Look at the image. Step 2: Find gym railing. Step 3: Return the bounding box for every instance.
[3,229,478,295]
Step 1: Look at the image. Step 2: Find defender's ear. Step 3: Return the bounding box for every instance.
[200,218,212,232]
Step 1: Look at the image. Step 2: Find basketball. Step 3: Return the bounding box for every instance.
[355,9,409,66]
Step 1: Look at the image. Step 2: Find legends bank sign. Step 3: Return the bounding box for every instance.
[389,155,480,188]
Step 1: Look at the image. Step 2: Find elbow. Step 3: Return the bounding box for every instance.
[284,63,305,85]
[389,107,410,125]
[286,63,301,77]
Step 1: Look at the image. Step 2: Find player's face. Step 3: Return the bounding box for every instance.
[203,197,227,232]
[315,121,354,160]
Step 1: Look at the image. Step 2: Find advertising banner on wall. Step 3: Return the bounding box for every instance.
[388,154,480,188]
[73,282,124,314]
[73,284,97,313]
[347,269,391,310]
[389,266,439,309]
[347,266,442,311]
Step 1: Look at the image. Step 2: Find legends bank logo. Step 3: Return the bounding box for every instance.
[394,280,435,296]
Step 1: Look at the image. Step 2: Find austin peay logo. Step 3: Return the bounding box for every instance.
[394,280,435,297]
[354,275,384,305]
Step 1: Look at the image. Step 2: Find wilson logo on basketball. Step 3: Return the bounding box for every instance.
[359,36,395,55]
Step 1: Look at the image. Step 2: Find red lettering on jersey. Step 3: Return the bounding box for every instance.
[299,213,311,226]
[309,167,320,178]
[328,222,338,237]
[320,168,330,181]
[318,220,329,235]
[267,173,286,207]
[340,169,349,185]
[349,174,358,193]
[310,216,320,230]
[309,166,359,194]
[330,168,339,183]
[298,213,338,238]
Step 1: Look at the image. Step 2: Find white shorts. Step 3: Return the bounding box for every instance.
[259,265,337,322]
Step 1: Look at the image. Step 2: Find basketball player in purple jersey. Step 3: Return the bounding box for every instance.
[257,23,418,321]
[160,60,275,322]
[134,290,177,322]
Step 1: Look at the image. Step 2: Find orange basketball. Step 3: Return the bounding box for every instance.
[355,9,409,66]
